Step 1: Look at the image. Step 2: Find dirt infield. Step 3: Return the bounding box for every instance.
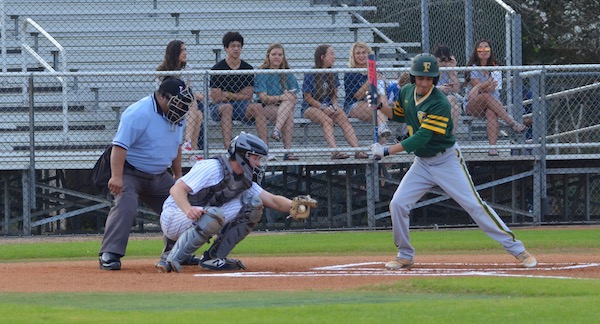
[1,253,598,293]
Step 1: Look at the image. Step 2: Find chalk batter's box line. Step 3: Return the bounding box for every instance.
[193,262,600,280]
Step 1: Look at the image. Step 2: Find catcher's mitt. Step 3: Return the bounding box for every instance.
[289,195,318,221]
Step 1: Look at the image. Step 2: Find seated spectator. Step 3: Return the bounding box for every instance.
[386,72,410,142]
[302,44,368,160]
[343,42,392,141]
[433,44,462,133]
[157,40,204,154]
[209,31,268,150]
[255,43,299,161]
[464,39,526,156]
[386,72,410,106]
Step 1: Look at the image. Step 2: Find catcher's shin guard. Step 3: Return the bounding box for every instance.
[166,207,224,273]
[205,193,263,260]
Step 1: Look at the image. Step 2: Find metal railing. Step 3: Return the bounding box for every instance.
[20,18,69,142]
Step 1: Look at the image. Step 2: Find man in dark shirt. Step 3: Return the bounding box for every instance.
[209,31,267,149]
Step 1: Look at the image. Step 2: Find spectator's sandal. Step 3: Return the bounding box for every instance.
[331,152,350,159]
[355,151,369,159]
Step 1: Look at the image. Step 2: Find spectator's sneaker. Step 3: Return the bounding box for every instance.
[511,122,527,133]
[378,123,392,138]
[267,154,277,161]
[181,140,193,151]
[200,256,247,271]
[385,257,414,270]
[283,153,299,161]
[189,154,204,162]
[99,252,121,270]
[515,251,537,268]
[271,129,281,142]
[155,260,172,273]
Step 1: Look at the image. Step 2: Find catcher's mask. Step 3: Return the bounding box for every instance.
[409,53,440,85]
[228,131,269,183]
[158,78,194,125]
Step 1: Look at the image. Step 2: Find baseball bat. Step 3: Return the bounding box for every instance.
[368,54,381,160]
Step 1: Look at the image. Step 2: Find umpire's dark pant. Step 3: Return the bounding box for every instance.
[100,167,175,257]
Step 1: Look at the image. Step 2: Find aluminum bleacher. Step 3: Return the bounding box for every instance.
[0,0,425,233]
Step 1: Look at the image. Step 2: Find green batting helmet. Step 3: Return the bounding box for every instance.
[409,53,439,84]
[410,53,439,77]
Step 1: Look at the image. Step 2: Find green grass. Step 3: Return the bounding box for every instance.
[1,278,599,323]
[1,227,599,323]
[1,227,598,260]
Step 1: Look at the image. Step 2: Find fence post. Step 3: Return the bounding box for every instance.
[464,0,473,63]
[420,0,429,53]
[538,68,548,224]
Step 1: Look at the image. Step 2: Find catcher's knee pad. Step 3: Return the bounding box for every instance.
[199,207,225,237]
[166,207,224,273]
[240,192,263,224]
[204,195,263,260]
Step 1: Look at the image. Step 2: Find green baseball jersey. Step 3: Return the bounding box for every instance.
[392,83,455,157]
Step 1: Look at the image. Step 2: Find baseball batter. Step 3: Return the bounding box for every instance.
[370,53,537,270]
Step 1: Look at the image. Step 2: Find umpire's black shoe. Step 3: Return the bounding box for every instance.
[99,252,122,270]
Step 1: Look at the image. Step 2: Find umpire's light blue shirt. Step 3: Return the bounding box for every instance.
[112,95,185,174]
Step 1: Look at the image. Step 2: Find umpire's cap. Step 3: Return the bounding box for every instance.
[158,77,189,97]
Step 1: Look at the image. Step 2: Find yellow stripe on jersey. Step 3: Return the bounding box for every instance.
[427,114,449,122]
[421,114,449,134]
[426,119,448,128]
[393,101,404,117]
[421,123,446,134]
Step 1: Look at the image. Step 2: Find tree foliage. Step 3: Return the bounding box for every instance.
[364,0,600,64]
[493,0,599,64]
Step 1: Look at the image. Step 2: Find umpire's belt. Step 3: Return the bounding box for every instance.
[124,161,166,180]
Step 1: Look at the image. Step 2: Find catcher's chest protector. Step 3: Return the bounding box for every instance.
[188,155,252,207]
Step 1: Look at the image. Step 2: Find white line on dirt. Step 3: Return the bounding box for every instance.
[192,262,600,279]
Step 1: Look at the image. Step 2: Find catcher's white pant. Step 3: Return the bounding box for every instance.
[160,188,261,241]
[390,143,527,260]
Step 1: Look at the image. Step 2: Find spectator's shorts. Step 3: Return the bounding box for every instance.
[210,100,251,122]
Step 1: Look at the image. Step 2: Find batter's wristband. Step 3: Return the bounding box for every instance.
[383,146,390,156]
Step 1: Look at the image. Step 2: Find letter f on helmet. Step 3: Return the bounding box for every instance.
[409,53,439,84]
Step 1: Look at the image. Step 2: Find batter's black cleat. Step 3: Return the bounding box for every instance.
[99,252,122,270]
[155,260,172,273]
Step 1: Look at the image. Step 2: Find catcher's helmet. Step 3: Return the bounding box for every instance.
[228,132,269,183]
[409,53,439,84]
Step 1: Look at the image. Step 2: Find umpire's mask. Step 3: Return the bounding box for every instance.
[159,78,194,125]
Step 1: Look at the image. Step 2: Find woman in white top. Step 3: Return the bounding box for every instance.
[464,39,526,156]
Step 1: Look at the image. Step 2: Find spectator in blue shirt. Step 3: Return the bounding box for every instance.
[302,44,367,160]
[255,43,300,161]
[344,42,392,141]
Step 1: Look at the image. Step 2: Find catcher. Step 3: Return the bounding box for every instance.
[156,131,317,273]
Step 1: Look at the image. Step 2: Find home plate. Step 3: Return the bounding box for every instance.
[193,262,600,279]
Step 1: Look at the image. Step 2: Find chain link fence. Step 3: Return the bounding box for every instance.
[0,0,598,235]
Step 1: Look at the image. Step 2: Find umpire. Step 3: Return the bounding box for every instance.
[99,77,194,270]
